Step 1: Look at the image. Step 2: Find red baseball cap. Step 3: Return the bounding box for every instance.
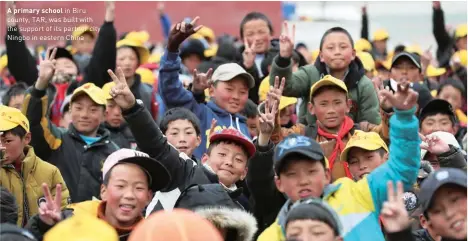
[209,128,256,158]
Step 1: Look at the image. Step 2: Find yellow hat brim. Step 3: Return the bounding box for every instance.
[72,25,96,38]
[426,66,447,77]
[101,82,116,100]
[310,78,348,100]
[72,89,106,105]
[0,119,22,132]
[340,140,388,162]
[279,97,298,111]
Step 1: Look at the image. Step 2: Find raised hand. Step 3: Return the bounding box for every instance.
[105,1,115,22]
[372,76,393,111]
[191,68,213,93]
[381,181,411,233]
[208,118,218,138]
[6,1,16,27]
[266,76,286,104]
[259,96,278,136]
[379,81,418,111]
[279,21,296,58]
[157,2,165,13]
[38,183,63,226]
[108,67,136,110]
[243,39,256,69]
[35,48,57,90]
[167,16,203,52]
[420,134,451,155]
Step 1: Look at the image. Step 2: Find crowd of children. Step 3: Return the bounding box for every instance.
[0,1,466,241]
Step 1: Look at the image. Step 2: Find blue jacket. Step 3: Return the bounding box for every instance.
[158,51,252,159]
[255,107,421,241]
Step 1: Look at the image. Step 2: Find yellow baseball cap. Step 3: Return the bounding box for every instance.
[426,65,446,77]
[455,23,467,39]
[44,214,118,241]
[356,51,376,72]
[0,106,30,132]
[72,83,106,105]
[197,26,215,42]
[204,45,218,58]
[373,29,389,41]
[125,31,150,45]
[340,130,388,162]
[101,82,115,100]
[117,38,150,65]
[72,24,96,38]
[309,75,348,100]
[148,53,161,64]
[355,38,373,52]
[136,67,155,85]
[452,49,467,67]
[279,96,298,111]
[405,45,423,56]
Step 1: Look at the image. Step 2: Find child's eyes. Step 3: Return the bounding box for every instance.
[218,153,226,157]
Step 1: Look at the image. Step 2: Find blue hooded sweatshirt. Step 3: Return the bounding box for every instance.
[158,51,252,159]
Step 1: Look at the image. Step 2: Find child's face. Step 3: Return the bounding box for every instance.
[438,86,463,110]
[280,105,294,126]
[373,39,387,53]
[55,58,79,76]
[105,99,124,128]
[242,19,272,54]
[210,77,249,114]
[205,142,248,187]
[70,95,105,136]
[275,160,330,202]
[420,114,456,136]
[8,94,25,110]
[182,54,202,75]
[456,37,467,51]
[286,219,342,241]
[390,58,421,83]
[101,163,152,227]
[165,119,201,157]
[377,68,390,80]
[427,184,467,240]
[309,90,350,130]
[319,32,355,71]
[73,33,95,55]
[0,132,30,165]
[117,47,139,78]
[246,117,259,138]
[346,148,387,181]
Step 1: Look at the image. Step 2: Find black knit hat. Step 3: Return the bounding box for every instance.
[286,198,343,237]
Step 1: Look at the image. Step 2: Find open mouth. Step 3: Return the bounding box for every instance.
[298,189,313,198]
[119,204,136,213]
[178,146,188,152]
[451,220,465,231]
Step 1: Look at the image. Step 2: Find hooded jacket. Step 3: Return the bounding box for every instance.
[0,146,70,227]
[247,108,421,241]
[26,200,139,241]
[122,102,251,215]
[269,54,381,126]
[102,122,136,149]
[158,51,252,159]
[23,87,119,203]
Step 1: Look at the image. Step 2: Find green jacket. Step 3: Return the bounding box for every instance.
[269,56,381,125]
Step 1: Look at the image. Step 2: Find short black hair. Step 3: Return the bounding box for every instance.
[239,12,274,39]
[1,126,27,139]
[160,107,201,136]
[394,44,406,54]
[207,139,249,159]
[2,82,28,106]
[437,78,466,97]
[0,187,18,225]
[310,85,348,104]
[319,27,354,50]
[241,99,258,119]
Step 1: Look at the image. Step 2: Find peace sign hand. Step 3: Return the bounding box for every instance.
[259,95,278,136]
[167,16,203,52]
[279,21,296,58]
[191,68,213,93]
[266,76,286,104]
[381,181,411,233]
[38,183,63,226]
[243,39,257,69]
[108,67,136,110]
[35,47,57,90]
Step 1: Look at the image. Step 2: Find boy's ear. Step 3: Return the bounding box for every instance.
[209,84,215,97]
[350,48,356,61]
[146,191,153,205]
[100,184,107,201]
[195,135,202,149]
[201,153,209,165]
[323,167,332,185]
[274,175,284,193]
[23,132,32,145]
[239,167,248,181]
[383,152,389,162]
[346,99,353,113]
[308,102,315,115]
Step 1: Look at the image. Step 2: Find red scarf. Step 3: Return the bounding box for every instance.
[317,116,354,177]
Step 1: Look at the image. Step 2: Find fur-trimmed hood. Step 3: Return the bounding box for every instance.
[195,207,258,241]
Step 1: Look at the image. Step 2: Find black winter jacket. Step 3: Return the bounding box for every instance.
[23,88,119,202]
[103,122,136,149]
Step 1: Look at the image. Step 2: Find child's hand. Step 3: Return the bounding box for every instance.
[38,183,63,226]
[259,97,278,136]
[191,68,213,93]
[167,16,203,52]
[279,21,296,58]
[36,48,57,90]
[243,39,256,69]
[420,133,451,155]
[379,81,418,111]
[381,181,411,233]
[6,1,16,27]
[108,67,136,110]
[105,1,115,22]
[208,118,218,138]
[267,76,286,104]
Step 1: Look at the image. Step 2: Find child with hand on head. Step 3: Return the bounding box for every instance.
[247,80,421,241]
[158,16,254,160]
